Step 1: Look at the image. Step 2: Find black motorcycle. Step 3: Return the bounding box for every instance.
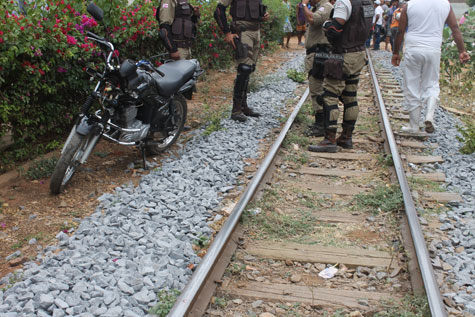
[50,3,203,194]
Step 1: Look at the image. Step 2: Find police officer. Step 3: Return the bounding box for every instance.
[214,0,270,122]
[301,0,334,137]
[157,0,200,60]
[308,0,373,152]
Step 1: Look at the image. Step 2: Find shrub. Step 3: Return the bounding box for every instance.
[25,157,58,180]
[457,119,475,154]
[440,10,474,96]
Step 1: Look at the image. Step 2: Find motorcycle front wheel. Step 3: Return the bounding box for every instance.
[146,95,187,155]
[50,131,94,194]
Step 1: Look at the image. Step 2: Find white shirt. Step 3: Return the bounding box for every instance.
[333,0,352,21]
[405,0,450,50]
[373,5,383,25]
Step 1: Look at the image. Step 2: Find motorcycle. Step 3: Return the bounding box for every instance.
[50,3,203,194]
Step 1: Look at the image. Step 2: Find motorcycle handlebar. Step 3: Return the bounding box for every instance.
[86,31,106,42]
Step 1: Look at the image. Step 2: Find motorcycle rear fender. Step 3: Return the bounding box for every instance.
[178,79,195,100]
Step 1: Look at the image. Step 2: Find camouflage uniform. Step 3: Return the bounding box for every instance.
[304,0,333,136]
[157,0,198,60]
[308,0,373,152]
[215,0,266,122]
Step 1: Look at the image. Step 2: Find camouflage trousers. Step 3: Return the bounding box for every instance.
[305,53,324,114]
[236,29,260,66]
[178,47,192,60]
[322,51,367,130]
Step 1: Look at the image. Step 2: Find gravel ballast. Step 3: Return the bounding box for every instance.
[372,50,475,315]
[0,51,305,316]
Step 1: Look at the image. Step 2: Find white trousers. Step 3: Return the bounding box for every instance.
[402,47,441,112]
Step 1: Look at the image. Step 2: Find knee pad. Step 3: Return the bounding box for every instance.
[237,63,253,75]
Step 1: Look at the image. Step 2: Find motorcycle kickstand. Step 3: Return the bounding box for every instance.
[140,145,148,171]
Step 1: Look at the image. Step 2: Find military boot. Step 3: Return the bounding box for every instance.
[231,98,247,122]
[241,96,261,117]
[336,124,354,149]
[306,112,324,137]
[308,129,337,153]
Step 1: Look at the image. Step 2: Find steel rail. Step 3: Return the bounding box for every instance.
[366,49,447,317]
[168,88,310,316]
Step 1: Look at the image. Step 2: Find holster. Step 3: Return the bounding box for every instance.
[233,37,248,60]
[323,54,345,80]
[311,45,331,79]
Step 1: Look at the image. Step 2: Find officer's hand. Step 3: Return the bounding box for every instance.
[224,32,239,49]
[170,51,181,60]
[391,53,401,67]
[262,12,270,22]
[459,51,470,64]
[302,0,309,5]
[193,6,200,18]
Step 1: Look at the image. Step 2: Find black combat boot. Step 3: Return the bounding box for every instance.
[231,64,254,122]
[231,98,247,122]
[308,129,338,153]
[306,112,324,137]
[336,124,354,149]
[241,96,261,117]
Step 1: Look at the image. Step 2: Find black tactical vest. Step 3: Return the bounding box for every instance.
[338,0,373,51]
[230,0,263,22]
[171,0,195,40]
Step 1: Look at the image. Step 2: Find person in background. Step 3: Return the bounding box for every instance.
[157,0,200,60]
[296,0,310,46]
[214,0,270,122]
[459,11,468,25]
[283,0,293,48]
[301,0,334,137]
[389,0,403,49]
[384,0,398,51]
[371,0,383,50]
[392,0,470,134]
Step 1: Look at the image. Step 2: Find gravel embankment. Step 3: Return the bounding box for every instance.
[0,51,305,316]
[372,50,475,315]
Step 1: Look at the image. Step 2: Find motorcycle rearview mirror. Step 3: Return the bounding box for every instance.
[87,3,104,22]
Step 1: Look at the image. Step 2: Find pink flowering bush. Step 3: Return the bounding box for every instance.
[0,0,283,168]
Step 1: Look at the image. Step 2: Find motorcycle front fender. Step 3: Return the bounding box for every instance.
[76,116,103,136]
[76,116,94,136]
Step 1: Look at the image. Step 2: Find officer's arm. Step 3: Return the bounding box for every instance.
[306,4,332,25]
[446,7,470,63]
[158,0,178,53]
[214,3,231,34]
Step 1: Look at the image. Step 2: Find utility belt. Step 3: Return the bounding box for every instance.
[333,45,366,54]
[231,22,260,33]
[306,44,331,56]
[309,44,332,79]
[175,40,193,48]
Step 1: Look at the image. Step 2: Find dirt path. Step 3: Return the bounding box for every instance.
[0,37,303,284]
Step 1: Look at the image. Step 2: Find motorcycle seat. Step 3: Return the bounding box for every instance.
[155,60,196,97]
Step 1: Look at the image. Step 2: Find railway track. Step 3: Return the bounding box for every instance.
[168,51,462,316]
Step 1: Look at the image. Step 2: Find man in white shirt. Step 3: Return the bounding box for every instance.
[366,0,383,50]
[391,0,469,134]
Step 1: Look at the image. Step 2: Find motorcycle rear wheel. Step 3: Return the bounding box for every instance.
[50,132,90,194]
[146,95,187,155]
